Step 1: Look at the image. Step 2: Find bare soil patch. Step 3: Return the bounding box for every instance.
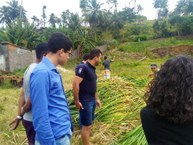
[151,45,193,57]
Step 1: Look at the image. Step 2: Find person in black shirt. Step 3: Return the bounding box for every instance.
[73,49,102,145]
[141,55,193,145]
[102,56,113,79]
[80,53,90,64]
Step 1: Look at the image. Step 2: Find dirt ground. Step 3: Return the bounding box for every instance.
[151,45,193,57]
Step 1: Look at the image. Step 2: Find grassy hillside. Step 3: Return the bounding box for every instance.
[118,36,193,52]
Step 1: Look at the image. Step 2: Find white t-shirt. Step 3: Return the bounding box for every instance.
[23,63,37,121]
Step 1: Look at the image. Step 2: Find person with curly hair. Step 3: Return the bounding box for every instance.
[141,55,193,145]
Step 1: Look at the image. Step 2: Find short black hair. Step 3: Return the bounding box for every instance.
[82,53,90,61]
[48,32,73,53]
[104,56,107,60]
[150,64,157,68]
[89,49,102,60]
[35,42,48,59]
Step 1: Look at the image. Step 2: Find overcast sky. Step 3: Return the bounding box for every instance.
[0,0,178,20]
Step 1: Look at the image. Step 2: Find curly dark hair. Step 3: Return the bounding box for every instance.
[145,55,193,124]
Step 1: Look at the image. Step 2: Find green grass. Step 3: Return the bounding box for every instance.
[118,36,193,52]
[110,57,168,78]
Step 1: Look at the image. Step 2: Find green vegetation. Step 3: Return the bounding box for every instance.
[1,34,193,144]
[1,0,193,54]
[118,36,193,52]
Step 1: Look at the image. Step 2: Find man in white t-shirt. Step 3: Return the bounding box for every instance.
[9,43,48,145]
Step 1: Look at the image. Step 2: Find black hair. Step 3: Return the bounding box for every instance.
[82,53,90,61]
[150,64,157,68]
[89,49,102,60]
[48,32,73,53]
[145,55,193,124]
[35,42,48,59]
[104,56,107,60]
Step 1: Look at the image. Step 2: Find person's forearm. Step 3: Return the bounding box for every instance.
[73,82,80,102]
[95,93,99,101]
[22,97,31,113]
[18,88,25,116]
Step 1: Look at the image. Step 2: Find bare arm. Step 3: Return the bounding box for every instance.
[22,97,32,114]
[9,88,25,130]
[72,76,84,110]
[95,93,101,108]
[18,88,25,115]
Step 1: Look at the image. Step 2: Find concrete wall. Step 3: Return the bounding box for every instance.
[0,44,9,71]
[0,43,107,72]
[0,43,35,72]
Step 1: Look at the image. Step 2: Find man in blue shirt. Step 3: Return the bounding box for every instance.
[30,32,73,145]
[72,49,102,145]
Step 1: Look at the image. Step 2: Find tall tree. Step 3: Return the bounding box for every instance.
[107,0,118,13]
[49,13,57,27]
[174,0,193,15]
[136,4,143,14]
[61,10,82,31]
[41,5,47,27]
[31,16,40,26]
[80,0,107,29]
[0,0,26,25]
[154,0,168,19]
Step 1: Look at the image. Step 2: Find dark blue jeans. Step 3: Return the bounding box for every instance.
[79,99,96,127]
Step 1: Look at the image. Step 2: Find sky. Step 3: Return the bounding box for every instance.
[0,0,179,21]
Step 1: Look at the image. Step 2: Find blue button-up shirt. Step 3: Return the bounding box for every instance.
[30,57,72,145]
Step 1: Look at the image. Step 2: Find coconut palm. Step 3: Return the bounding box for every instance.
[80,0,107,29]
[107,0,118,13]
[49,13,57,27]
[41,5,47,27]
[0,0,27,25]
[174,0,193,16]
[31,15,40,26]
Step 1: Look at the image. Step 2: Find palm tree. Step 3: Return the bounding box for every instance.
[107,0,118,13]
[136,4,143,14]
[56,17,62,27]
[49,13,57,27]
[80,0,107,29]
[0,6,11,24]
[61,10,70,27]
[68,13,81,30]
[31,16,40,26]
[61,10,81,30]
[42,5,47,27]
[0,0,27,25]
[174,0,193,16]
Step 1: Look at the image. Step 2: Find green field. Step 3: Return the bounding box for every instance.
[1,36,193,144]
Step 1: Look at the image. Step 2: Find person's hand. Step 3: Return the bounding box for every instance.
[148,73,154,77]
[96,99,101,109]
[75,101,84,111]
[9,117,20,130]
